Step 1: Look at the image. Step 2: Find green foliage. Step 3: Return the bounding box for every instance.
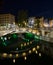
[24,32,34,40]
[34,35,39,39]
[18,10,28,22]
[12,33,18,38]
[34,35,40,42]
[2,42,7,46]
[23,38,29,42]
[35,19,40,28]
[18,10,28,27]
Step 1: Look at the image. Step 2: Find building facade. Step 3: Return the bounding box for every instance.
[49,20,53,27]
[39,17,44,28]
[0,13,15,30]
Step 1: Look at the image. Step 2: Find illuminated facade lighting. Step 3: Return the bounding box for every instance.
[27,42,29,45]
[22,52,26,56]
[24,56,27,60]
[32,30,36,34]
[39,53,41,56]
[28,29,32,32]
[37,32,40,35]
[1,37,3,40]
[37,45,40,49]
[24,43,26,46]
[21,44,23,47]
[2,53,7,57]
[16,54,18,58]
[19,24,20,26]
[30,41,32,44]
[35,50,38,54]
[43,23,49,27]
[29,50,32,54]
[0,14,15,30]
[32,47,36,51]
[9,54,12,58]
[13,59,15,63]
[32,31,35,34]
[25,22,26,26]
[49,20,53,27]
[4,37,7,40]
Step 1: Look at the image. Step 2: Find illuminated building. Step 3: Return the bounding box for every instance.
[28,17,35,28]
[49,20,53,27]
[0,13,15,30]
[43,22,49,27]
[39,17,44,28]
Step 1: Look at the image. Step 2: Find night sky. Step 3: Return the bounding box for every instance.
[0,0,53,18]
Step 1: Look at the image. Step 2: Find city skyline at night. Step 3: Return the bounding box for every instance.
[0,0,53,64]
[0,0,53,18]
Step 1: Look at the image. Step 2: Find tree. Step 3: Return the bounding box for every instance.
[18,10,28,27]
[35,19,40,28]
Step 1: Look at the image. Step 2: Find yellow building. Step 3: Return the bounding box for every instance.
[39,17,44,28]
[0,13,15,25]
[0,13,15,30]
[49,20,53,27]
